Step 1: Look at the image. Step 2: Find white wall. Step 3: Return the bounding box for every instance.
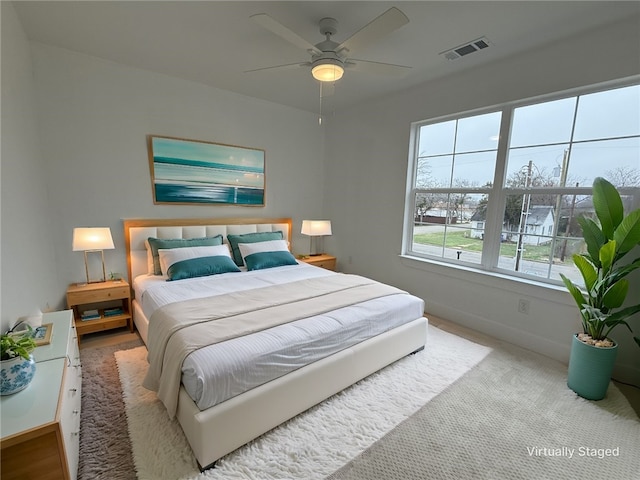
[324,15,640,385]
[1,3,59,333]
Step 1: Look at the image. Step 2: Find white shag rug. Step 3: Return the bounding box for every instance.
[115,325,492,480]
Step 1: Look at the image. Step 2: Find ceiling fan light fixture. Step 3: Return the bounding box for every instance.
[311,59,344,82]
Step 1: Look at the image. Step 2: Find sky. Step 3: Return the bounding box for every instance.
[416,84,640,188]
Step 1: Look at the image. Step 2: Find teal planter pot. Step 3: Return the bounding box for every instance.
[567,335,618,400]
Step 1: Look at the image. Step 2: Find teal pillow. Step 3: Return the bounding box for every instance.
[244,251,298,271]
[147,235,223,275]
[166,256,240,281]
[227,231,284,266]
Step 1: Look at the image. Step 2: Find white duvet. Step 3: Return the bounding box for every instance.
[134,262,424,411]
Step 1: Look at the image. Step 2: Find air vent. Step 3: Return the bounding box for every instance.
[440,36,492,61]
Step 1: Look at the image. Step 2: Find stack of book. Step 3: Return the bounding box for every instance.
[104,307,124,317]
[81,309,100,321]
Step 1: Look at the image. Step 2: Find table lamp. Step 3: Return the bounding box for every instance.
[301,220,332,256]
[72,227,115,283]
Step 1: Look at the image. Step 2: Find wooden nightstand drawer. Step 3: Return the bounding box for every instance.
[67,285,128,304]
[300,254,336,271]
[311,258,336,270]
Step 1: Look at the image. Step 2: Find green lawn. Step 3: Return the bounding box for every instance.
[413,230,578,263]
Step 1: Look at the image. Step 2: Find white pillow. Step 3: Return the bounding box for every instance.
[158,244,231,275]
[237,239,289,261]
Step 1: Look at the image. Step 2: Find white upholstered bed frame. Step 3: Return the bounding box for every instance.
[124,217,428,469]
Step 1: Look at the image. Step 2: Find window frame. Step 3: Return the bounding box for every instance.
[402,77,640,287]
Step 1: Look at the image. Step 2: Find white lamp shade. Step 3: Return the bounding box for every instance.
[301,220,332,236]
[72,227,115,251]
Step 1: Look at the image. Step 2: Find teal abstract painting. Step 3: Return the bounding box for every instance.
[148,135,265,206]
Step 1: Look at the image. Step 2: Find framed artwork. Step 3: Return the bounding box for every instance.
[147,135,265,206]
[32,323,53,346]
[9,323,53,346]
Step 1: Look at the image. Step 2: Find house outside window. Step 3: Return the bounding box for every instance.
[403,81,640,286]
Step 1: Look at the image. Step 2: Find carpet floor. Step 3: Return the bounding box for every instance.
[115,325,491,479]
[327,341,640,480]
[79,327,639,480]
[79,339,142,480]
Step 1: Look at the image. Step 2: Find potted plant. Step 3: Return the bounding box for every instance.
[1,324,38,395]
[560,177,640,400]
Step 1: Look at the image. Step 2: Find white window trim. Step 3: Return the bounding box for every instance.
[402,76,640,288]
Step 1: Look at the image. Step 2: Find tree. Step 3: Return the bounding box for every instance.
[605,166,640,188]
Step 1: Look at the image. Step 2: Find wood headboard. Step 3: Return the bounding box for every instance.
[123,217,292,285]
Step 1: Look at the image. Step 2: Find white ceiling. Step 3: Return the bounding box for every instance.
[13,1,640,113]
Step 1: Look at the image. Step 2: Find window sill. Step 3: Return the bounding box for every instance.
[398,254,572,305]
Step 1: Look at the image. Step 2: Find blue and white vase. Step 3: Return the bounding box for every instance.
[0,354,36,395]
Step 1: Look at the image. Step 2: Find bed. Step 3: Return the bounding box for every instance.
[124,217,427,470]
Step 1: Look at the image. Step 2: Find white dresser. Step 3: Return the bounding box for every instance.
[1,310,82,480]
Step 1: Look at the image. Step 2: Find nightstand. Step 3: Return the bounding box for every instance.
[66,280,133,340]
[300,254,336,271]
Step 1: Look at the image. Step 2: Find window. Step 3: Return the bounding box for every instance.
[404,81,640,286]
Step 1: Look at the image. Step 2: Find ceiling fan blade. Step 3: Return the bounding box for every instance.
[345,59,412,76]
[336,7,409,56]
[251,13,322,56]
[244,62,310,74]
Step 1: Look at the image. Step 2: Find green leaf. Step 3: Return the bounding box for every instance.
[561,273,587,311]
[599,240,616,274]
[577,216,605,267]
[613,209,640,256]
[592,177,624,239]
[572,254,597,292]
[607,257,640,284]
[602,279,628,309]
[603,303,640,326]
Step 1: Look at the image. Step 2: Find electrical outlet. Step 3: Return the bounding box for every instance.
[518,299,530,315]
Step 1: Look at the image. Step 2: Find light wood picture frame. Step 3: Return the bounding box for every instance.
[10,322,54,347]
[32,323,53,346]
[147,135,265,206]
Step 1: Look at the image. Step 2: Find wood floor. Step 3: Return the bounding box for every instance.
[79,315,640,417]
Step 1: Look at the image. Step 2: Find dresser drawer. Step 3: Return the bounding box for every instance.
[59,361,81,480]
[67,324,81,369]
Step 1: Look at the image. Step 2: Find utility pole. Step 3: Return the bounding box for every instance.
[560,182,579,261]
[551,148,569,262]
[515,160,533,272]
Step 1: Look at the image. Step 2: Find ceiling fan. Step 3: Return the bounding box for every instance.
[247,7,411,83]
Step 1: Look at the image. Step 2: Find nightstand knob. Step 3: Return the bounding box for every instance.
[69,388,78,393]
[73,410,79,415]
